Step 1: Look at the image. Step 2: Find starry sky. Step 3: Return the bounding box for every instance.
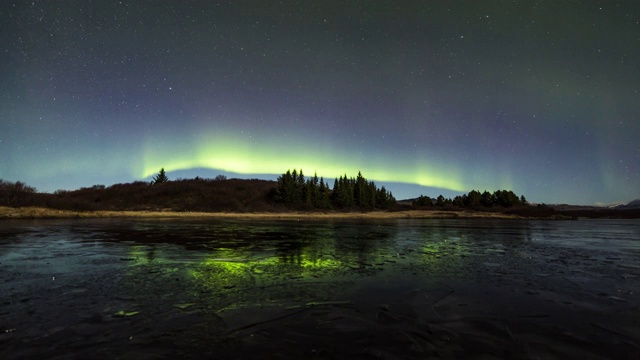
[1,1,639,205]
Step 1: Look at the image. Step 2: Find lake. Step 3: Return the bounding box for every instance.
[1,218,639,359]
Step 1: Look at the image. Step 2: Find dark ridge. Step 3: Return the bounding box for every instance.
[617,199,640,209]
[1,177,639,218]
[1,178,283,213]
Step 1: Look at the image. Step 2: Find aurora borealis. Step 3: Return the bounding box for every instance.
[1,1,639,205]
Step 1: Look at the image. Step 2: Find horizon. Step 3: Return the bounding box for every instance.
[9,167,636,208]
[2,2,638,206]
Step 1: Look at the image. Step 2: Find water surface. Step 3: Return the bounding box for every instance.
[1,218,639,359]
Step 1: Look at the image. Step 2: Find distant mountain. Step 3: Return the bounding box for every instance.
[617,199,640,209]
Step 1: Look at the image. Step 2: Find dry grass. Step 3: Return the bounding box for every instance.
[0,206,525,220]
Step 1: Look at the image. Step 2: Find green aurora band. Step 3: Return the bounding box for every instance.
[140,131,515,192]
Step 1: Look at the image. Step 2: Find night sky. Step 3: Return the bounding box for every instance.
[2,1,639,205]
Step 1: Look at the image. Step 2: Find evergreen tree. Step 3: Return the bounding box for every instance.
[416,195,433,207]
[331,177,340,204]
[466,190,481,207]
[290,169,303,204]
[387,191,396,208]
[334,174,354,208]
[354,171,367,208]
[310,172,321,207]
[480,191,493,207]
[368,180,377,209]
[317,177,332,209]
[452,195,464,207]
[152,168,169,184]
[275,168,395,210]
[376,186,395,209]
[497,190,519,207]
[275,170,299,205]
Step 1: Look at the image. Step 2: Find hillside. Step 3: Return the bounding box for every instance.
[5,178,282,213]
[617,199,640,210]
[2,177,640,218]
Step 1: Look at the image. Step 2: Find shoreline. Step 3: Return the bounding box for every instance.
[0,206,530,220]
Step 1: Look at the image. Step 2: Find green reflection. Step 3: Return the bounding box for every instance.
[190,260,253,290]
[299,256,341,270]
[188,251,344,293]
[422,239,468,257]
[128,244,161,265]
[110,219,506,319]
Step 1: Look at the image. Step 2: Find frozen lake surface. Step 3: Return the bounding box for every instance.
[1,218,639,359]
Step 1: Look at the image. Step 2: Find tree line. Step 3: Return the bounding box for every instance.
[273,169,396,210]
[1,168,524,213]
[414,189,527,208]
[0,179,36,207]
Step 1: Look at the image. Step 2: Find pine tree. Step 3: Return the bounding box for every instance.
[318,177,332,209]
[274,168,394,210]
[416,194,433,207]
[152,168,169,184]
[480,191,493,207]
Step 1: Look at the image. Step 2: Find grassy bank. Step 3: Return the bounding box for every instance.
[0,206,528,220]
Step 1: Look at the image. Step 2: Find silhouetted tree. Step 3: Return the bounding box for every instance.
[494,189,520,207]
[415,195,433,207]
[316,177,332,209]
[277,169,394,210]
[333,174,354,208]
[274,169,307,206]
[452,195,464,207]
[480,190,494,207]
[0,179,36,206]
[152,168,169,184]
[466,190,481,207]
[450,189,527,209]
[376,186,395,209]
